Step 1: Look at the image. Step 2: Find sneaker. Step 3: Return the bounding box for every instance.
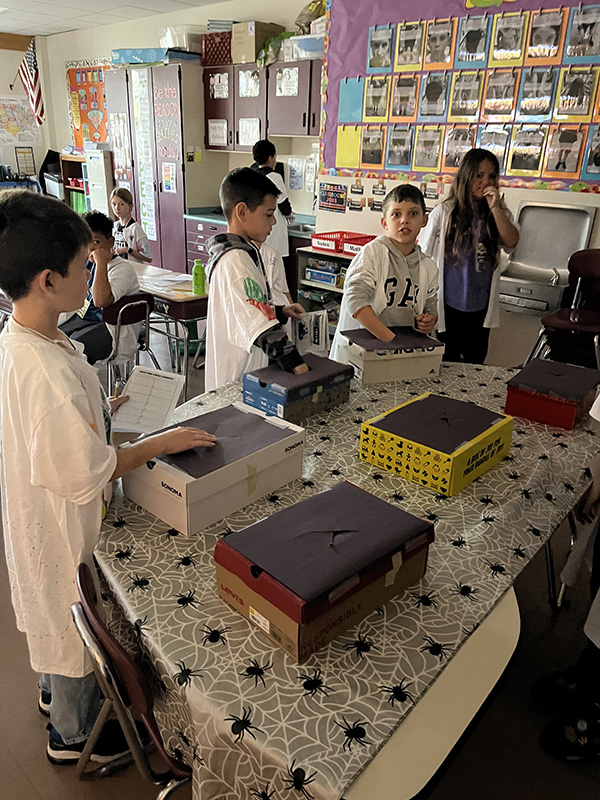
[38,690,51,717]
[46,720,130,765]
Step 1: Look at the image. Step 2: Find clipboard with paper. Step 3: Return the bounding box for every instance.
[111,366,185,434]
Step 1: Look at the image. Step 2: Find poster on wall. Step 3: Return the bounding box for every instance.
[507,125,548,176]
[109,111,132,183]
[0,96,42,144]
[516,67,557,122]
[424,18,456,69]
[318,182,348,212]
[524,9,567,66]
[581,125,600,179]
[66,60,111,147]
[363,76,390,121]
[417,72,450,122]
[413,125,443,171]
[390,74,420,122]
[385,126,413,170]
[448,71,483,122]
[542,124,585,177]
[395,21,425,72]
[367,25,394,72]
[130,69,157,241]
[482,70,518,122]
[565,5,600,64]
[554,66,599,122]
[477,124,510,172]
[455,15,491,69]
[489,12,529,68]
[360,127,386,168]
[442,125,476,172]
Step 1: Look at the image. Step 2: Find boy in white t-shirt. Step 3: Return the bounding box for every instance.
[204,167,307,391]
[0,190,216,764]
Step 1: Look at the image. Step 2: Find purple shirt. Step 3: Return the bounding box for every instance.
[443,217,494,313]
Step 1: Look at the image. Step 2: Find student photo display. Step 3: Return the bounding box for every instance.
[368,26,394,72]
[565,5,600,64]
[424,18,456,69]
[386,126,413,170]
[478,124,511,172]
[516,67,557,122]
[525,9,567,66]
[449,71,483,122]
[482,70,518,121]
[490,12,529,67]
[455,15,490,68]
[395,21,425,71]
[543,124,586,177]
[361,127,386,168]
[390,74,420,121]
[555,67,599,122]
[413,126,443,171]
[507,125,548,175]
[443,126,476,171]
[418,72,450,121]
[582,125,600,178]
[363,75,391,121]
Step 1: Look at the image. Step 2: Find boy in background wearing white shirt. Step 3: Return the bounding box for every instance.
[0,191,216,764]
[205,167,307,391]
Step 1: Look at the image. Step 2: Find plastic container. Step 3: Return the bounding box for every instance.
[157,25,206,52]
[290,34,324,60]
[343,234,376,255]
[311,230,374,253]
[192,260,206,296]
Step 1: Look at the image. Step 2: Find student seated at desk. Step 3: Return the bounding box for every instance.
[204,167,307,392]
[0,190,216,765]
[59,211,141,371]
[330,184,438,362]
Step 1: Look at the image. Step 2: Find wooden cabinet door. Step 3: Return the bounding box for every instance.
[234,65,267,152]
[128,67,162,267]
[267,61,312,135]
[308,60,323,136]
[204,66,234,151]
[152,64,186,273]
[104,68,136,196]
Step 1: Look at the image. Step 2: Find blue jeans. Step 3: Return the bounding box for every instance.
[39,672,104,745]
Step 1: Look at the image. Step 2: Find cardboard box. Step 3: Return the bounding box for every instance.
[505,358,600,430]
[290,310,329,355]
[305,267,339,287]
[122,403,304,535]
[337,327,445,384]
[231,21,285,64]
[215,482,434,661]
[243,353,353,424]
[360,393,513,496]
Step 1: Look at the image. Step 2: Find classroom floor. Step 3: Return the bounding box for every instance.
[1,339,600,800]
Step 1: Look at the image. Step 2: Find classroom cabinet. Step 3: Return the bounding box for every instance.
[204,65,267,152]
[105,61,222,273]
[267,60,322,136]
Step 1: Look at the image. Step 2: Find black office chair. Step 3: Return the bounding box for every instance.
[101,293,161,390]
[70,562,192,796]
[526,249,600,370]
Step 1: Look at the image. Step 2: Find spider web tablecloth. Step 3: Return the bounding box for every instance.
[95,363,600,800]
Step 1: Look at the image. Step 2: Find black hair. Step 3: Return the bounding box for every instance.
[382,184,427,215]
[0,190,91,301]
[219,167,281,221]
[252,139,276,165]
[84,210,114,239]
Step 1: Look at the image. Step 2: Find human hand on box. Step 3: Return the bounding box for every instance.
[293,362,310,374]
[416,313,438,335]
[153,426,217,454]
[283,303,304,320]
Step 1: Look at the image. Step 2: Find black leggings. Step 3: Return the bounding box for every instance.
[437,304,490,365]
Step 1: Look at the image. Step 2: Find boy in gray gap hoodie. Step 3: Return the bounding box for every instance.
[330,184,438,362]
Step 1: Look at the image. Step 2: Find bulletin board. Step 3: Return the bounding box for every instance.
[65,59,112,148]
[322,0,600,193]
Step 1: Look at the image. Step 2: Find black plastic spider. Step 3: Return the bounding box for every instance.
[583,467,593,479]
[127,573,150,592]
[481,513,496,524]
[202,624,229,645]
[335,716,371,751]
[563,482,575,493]
[165,528,180,538]
[344,632,378,659]
[538,454,549,461]
[176,728,192,747]
[520,488,533,500]
[224,706,263,743]
[267,494,280,505]
[131,615,149,637]
[330,468,343,477]
[479,495,495,506]
[420,636,448,660]
[424,509,439,523]
[298,668,331,697]
[173,660,203,687]
[410,590,438,608]
[112,515,127,529]
[503,454,515,463]
[378,388,388,394]
[515,429,527,436]
[240,658,272,689]
[390,492,405,502]
[301,479,315,488]
[508,471,520,480]
[175,589,199,609]
[544,492,556,503]
[451,536,468,548]
[114,545,134,562]
[283,760,317,799]
[175,553,198,569]
[355,406,366,413]
[485,560,507,577]
[352,418,363,425]
[585,429,597,436]
[250,786,275,800]
[527,524,542,538]
[372,473,384,483]
[312,450,324,457]
[434,493,449,503]
[380,677,415,707]
[513,546,526,559]
[453,581,479,601]
[556,442,569,449]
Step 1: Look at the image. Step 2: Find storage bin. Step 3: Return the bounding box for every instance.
[157,25,206,52]
[290,34,325,60]
[201,31,232,66]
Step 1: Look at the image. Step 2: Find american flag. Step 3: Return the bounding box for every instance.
[18,38,45,127]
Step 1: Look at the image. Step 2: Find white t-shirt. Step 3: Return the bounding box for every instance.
[112,218,152,262]
[0,319,117,676]
[205,248,278,391]
[264,171,290,258]
[260,241,290,306]
[104,255,141,364]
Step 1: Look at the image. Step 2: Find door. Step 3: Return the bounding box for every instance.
[308,60,323,136]
[204,66,234,151]
[267,61,312,135]
[104,69,136,196]
[152,64,186,273]
[128,67,161,267]
[234,65,267,152]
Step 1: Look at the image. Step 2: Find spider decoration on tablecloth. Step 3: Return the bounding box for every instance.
[450,536,468,548]
[165,527,180,538]
[283,761,317,799]
[380,677,415,707]
[175,589,201,609]
[335,716,371,751]
[344,631,379,659]
[481,513,496,525]
[410,590,438,608]
[583,467,593,480]
[479,495,495,506]
[239,658,273,688]
[128,573,150,592]
[420,636,448,661]
[527,524,542,538]
[250,785,275,800]
[434,493,449,503]
[371,472,385,483]
[173,660,203,687]
[312,450,324,457]
[298,668,332,698]
[225,706,263,743]
[112,515,127,529]
[202,624,229,645]
[390,492,405,502]
[424,509,439,523]
[538,454,550,461]
[544,492,556,503]
[175,553,198,569]
[131,615,149,637]
[267,494,281,505]
[485,560,508,577]
[513,546,526,559]
[301,479,315,488]
[114,545,134,562]
[508,471,520,480]
[320,434,332,442]
[330,468,343,477]
[453,581,479,601]
[520,488,533,500]
[564,482,575,493]
[176,728,192,747]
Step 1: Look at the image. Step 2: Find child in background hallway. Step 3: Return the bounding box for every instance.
[418,148,519,364]
[110,187,152,265]
[0,190,215,764]
[330,183,438,363]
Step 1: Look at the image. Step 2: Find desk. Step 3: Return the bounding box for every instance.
[95,364,600,800]
[131,263,207,397]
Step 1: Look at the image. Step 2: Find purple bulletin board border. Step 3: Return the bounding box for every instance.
[319,0,600,193]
